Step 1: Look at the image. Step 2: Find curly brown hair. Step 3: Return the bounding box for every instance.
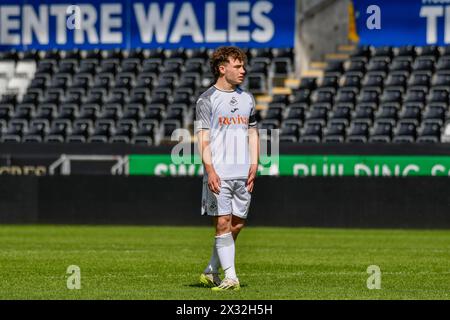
[210,46,247,80]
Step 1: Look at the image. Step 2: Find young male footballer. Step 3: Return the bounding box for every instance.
[195,46,259,291]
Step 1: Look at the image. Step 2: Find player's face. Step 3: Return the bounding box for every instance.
[222,58,246,85]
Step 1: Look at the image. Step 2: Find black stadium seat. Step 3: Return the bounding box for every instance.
[393,120,417,142]
[299,122,322,142]
[347,121,369,142]
[397,45,416,59]
[370,121,393,142]
[323,122,346,142]
[280,121,300,141]
[329,105,351,125]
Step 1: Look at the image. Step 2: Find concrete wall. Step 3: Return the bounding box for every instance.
[296,0,351,75]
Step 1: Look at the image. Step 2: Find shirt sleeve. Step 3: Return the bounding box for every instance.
[248,93,257,128]
[195,97,212,133]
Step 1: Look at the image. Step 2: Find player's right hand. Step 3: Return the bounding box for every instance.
[208,171,221,194]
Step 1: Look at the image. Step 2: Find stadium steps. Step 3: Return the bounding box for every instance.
[256,94,272,105]
[301,68,324,78]
[253,94,271,112]
[324,53,350,61]
[297,44,356,85]
[272,87,292,95]
[260,45,356,102]
[255,104,268,111]
[285,78,301,88]
[337,44,357,53]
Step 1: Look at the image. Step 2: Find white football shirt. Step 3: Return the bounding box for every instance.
[195,85,257,180]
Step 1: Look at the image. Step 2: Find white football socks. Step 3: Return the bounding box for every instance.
[215,232,237,280]
[203,244,220,274]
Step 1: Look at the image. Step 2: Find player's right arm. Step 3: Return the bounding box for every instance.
[197,130,221,194]
[196,97,221,194]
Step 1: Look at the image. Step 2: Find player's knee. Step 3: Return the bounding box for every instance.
[215,216,231,235]
[231,223,244,234]
[231,215,245,234]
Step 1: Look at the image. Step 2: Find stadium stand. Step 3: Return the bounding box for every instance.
[279,45,450,143]
[1,46,450,144]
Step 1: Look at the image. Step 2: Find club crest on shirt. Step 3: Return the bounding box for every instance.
[229,97,238,106]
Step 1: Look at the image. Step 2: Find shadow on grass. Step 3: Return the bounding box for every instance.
[186,283,248,288]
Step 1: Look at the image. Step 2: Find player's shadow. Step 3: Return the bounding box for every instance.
[186,283,248,288]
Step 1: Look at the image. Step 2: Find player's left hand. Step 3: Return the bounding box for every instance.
[246,164,258,193]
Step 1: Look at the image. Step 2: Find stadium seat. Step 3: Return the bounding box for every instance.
[298,77,317,91]
[373,46,393,59]
[299,122,322,143]
[325,60,344,75]
[420,45,440,58]
[422,104,446,124]
[246,73,267,94]
[280,121,301,141]
[374,104,398,125]
[396,45,416,59]
[358,89,379,104]
[350,46,371,60]
[393,120,417,142]
[389,57,411,73]
[323,122,346,142]
[264,106,284,123]
[291,89,311,104]
[369,121,393,142]
[412,57,435,72]
[329,105,351,125]
[362,73,384,90]
[285,103,306,121]
[346,121,369,142]
[399,104,421,125]
[305,104,328,126]
[319,75,339,91]
[417,121,441,142]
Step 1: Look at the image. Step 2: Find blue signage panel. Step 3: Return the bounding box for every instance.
[354,0,450,46]
[0,0,296,50]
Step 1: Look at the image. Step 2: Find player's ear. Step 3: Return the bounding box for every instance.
[219,64,226,76]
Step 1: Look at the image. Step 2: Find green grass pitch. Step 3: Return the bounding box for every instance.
[0,225,449,299]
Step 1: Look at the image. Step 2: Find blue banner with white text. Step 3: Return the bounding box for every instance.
[353,0,450,46]
[0,0,295,51]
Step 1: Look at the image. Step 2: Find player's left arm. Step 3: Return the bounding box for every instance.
[247,127,259,192]
[246,98,259,193]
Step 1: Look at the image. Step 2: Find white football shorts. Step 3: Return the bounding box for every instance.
[201,179,252,219]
